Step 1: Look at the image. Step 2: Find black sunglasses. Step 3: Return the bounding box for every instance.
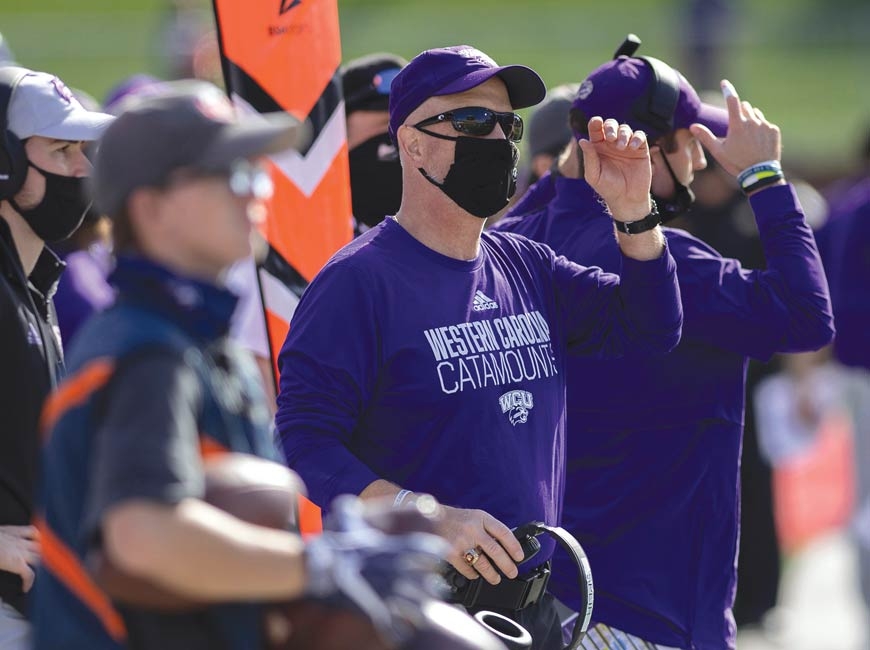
[413,106,524,142]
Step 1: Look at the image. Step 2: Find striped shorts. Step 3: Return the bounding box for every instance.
[576,623,682,650]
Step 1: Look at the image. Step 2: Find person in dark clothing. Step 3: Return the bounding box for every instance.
[342,52,407,234]
[0,65,113,647]
[33,81,465,650]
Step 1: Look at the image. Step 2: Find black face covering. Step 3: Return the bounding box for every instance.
[349,132,403,228]
[9,163,90,243]
[654,149,695,223]
[417,133,519,219]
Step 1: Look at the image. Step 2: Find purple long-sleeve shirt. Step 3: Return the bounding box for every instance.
[493,177,834,649]
[276,217,681,563]
[53,244,115,346]
[819,176,870,369]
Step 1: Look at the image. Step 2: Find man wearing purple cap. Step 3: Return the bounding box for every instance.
[0,66,114,648]
[493,36,834,649]
[276,44,684,648]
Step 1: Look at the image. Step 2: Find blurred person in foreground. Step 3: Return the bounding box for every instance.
[493,37,834,649]
[275,44,684,649]
[0,66,113,648]
[32,81,456,650]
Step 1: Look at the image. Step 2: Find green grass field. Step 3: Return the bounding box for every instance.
[1,0,868,178]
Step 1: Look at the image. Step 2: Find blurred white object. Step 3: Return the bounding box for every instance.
[754,355,849,465]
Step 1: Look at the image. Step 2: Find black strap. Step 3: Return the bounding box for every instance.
[513,523,594,650]
[613,200,661,235]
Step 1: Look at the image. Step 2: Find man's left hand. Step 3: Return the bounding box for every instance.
[579,117,653,221]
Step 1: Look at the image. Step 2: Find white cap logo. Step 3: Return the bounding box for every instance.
[457,48,497,68]
[50,77,75,105]
[577,79,593,101]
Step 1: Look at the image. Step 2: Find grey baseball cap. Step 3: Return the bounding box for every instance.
[528,83,579,158]
[7,69,114,141]
[91,81,304,216]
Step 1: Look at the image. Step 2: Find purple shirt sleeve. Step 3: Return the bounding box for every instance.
[276,222,681,511]
[544,239,683,358]
[673,183,834,360]
[827,189,870,368]
[54,249,115,345]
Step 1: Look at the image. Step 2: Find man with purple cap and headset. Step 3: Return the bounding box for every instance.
[494,35,834,649]
[275,44,685,648]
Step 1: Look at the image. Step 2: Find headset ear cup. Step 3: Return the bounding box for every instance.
[631,55,680,138]
[0,66,30,202]
[0,128,28,201]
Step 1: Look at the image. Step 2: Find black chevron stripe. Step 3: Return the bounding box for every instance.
[217,60,341,157]
[261,243,309,300]
[210,1,343,155]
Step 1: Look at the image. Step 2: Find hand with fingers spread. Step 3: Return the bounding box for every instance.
[437,506,525,586]
[579,116,653,220]
[690,79,782,179]
[0,525,40,593]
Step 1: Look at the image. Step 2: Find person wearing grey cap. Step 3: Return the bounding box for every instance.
[493,36,833,650]
[275,44,684,649]
[32,80,468,650]
[0,65,113,648]
[521,83,578,192]
[505,83,579,218]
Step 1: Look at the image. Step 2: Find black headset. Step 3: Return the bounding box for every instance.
[0,66,30,201]
[614,34,681,137]
[0,66,59,387]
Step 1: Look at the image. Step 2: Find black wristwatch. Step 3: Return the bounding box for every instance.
[613,200,660,235]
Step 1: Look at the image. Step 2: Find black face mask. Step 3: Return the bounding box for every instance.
[417,134,519,219]
[9,163,90,243]
[654,149,695,223]
[349,132,403,229]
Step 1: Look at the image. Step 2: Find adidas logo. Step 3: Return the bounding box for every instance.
[472,290,498,312]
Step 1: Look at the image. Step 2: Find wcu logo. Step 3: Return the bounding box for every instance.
[499,390,533,426]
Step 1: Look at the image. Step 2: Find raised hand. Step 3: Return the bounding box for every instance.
[436,505,524,585]
[0,525,40,593]
[579,116,652,219]
[690,79,782,177]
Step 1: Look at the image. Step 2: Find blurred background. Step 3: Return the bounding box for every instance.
[1,0,868,181]
[2,1,869,649]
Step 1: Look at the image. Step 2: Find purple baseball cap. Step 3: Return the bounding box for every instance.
[572,56,728,143]
[388,45,546,141]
